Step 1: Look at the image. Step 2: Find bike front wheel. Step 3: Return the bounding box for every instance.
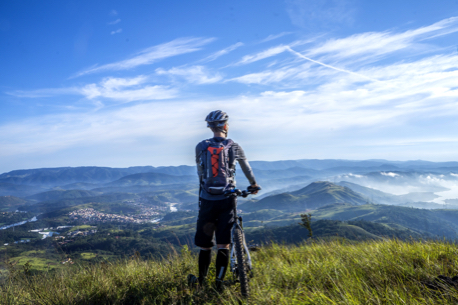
[234,226,249,297]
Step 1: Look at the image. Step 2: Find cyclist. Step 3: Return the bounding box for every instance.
[188,110,260,290]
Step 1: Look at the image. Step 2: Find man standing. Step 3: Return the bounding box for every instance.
[188,110,260,290]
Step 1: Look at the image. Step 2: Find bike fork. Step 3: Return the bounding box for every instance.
[230,222,253,276]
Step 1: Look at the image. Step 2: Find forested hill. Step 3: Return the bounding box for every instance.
[241,181,369,212]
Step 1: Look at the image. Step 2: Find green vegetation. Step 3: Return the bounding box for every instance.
[69,225,93,232]
[242,181,368,212]
[2,240,458,304]
[246,220,424,245]
[27,189,102,202]
[80,252,97,260]
[312,203,458,239]
[0,196,28,212]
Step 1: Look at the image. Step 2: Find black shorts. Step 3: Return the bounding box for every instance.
[194,197,236,248]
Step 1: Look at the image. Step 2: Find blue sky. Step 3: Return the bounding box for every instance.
[1,0,458,173]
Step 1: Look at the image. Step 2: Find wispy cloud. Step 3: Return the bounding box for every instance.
[108,19,121,25]
[234,45,288,65]
[229,66,305,85]
[307,16,458,63]
[80,76,177,102]
[110,28,122,35]
[156,66,223,84]
[110,10,118,16]
[72,37,215,77]
[201,42,244,62]
[286,46,381,82]
[259,32,292,43]
[9,76,178,103]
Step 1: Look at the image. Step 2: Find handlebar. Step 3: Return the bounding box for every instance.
[224,186,261,198]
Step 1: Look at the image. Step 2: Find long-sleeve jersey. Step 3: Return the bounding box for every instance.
[196,137,257,200]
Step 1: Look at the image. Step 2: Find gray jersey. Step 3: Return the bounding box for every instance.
[196,137,257,200]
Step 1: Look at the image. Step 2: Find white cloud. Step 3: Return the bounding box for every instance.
[259,32,292,43]
[234,45,288,65]
[110,10,118,16]
[156,66,222,84]
[110,29,122,35]
[381,172,399,177]
[72,37,215,77]
[79,76,177,101]
[8,76,178,103]
[230,67,303,84]
[201,42,244,62]
[108,19,121,25]
[286,46,381,82]
[306,16,458,62]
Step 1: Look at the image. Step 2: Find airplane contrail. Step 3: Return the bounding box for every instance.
[285,46,382,83]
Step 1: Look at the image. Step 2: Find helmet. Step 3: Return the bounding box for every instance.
[205,110,229,128]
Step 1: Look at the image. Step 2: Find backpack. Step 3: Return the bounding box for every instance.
[199,138,236,195]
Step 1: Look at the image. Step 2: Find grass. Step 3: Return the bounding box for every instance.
[68,225,94,232]
[9,256,60,272]
[80,252,97,260]
[1,239,458,304]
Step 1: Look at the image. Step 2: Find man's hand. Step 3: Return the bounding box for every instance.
[248,184,261,194]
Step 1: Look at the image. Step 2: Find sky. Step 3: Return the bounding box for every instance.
[1,0,458,173]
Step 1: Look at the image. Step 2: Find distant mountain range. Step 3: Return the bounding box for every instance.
[1,159,458,213]
[3,159,458,187]
[0,166,196,186]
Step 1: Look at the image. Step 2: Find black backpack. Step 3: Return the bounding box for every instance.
[199,138,236,195]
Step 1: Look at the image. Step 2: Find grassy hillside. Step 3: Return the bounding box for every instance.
[246,220,424,244]
[2,240,458,304]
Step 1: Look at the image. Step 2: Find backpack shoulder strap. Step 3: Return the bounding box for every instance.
[223,139,236,170]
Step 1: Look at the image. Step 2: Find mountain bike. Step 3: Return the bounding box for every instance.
[224,186,261,297]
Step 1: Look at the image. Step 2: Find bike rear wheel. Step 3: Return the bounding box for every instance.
[234,226,249,297]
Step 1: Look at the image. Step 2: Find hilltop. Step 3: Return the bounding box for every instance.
[2,240,458,304]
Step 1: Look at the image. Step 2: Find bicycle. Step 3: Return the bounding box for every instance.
[223,186,261,297]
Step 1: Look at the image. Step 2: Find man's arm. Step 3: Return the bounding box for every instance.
[233,143,258,186]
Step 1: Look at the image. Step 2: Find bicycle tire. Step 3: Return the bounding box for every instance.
[234,226,249,297]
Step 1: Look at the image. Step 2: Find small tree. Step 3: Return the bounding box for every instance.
[299,213,313,239]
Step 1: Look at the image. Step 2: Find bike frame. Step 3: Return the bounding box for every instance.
[224,188,259,281]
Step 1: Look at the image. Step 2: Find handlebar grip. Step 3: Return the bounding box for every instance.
[247,185,261,191]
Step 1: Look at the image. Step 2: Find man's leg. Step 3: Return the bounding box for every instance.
[215,244,230,283]
[215,196,236,287]
[193,198,216,286]
[198,247,212,285]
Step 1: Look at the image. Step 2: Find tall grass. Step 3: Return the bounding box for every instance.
[1,239,458,304]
